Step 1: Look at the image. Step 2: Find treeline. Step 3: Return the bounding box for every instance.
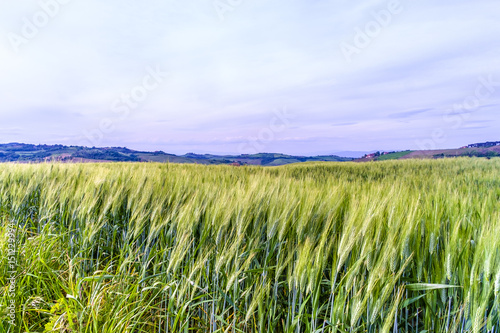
[72,150,141,162]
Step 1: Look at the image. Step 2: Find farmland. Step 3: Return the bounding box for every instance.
[0,143,351,166]
[1,159,500,332]
[376,151,414,161]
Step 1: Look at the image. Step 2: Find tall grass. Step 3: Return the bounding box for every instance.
[0,158,499,332]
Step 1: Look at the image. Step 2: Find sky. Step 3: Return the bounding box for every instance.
[0,0,499,155]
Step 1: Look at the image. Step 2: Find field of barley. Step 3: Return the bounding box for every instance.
[1,159,500,332]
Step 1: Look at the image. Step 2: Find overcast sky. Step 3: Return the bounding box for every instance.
[0,0,499,155]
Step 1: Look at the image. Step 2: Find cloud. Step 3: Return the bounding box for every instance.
[388,108,433,119]
[0,0,499,154]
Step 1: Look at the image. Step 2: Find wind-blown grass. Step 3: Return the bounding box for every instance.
[0,158,499,332]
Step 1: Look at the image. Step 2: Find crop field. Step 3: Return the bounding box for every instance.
[376,151,414,161]
[1,159,500,332]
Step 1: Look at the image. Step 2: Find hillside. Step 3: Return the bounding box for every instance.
[356,141,500,162]
[2,141,498,165]
[0,143,351,166]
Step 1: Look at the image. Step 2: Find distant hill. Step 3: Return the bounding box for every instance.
[0,143,352,166]
[355,141,500,162]
[2,141,498,165]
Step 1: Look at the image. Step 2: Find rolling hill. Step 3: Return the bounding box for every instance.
[0,143,352,166]
[355,141,500,161]
[1,141,499,165]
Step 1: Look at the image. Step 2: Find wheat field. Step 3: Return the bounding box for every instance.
[1,159,499,332]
